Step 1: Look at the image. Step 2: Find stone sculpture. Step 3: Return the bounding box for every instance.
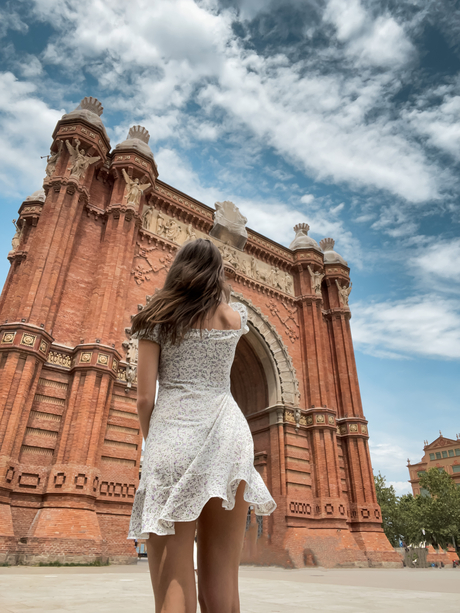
[307,265,325,297]
[66,139,100,179]
[45,141,63,177]
[11,219,23,251]
[185,223,197,242]
[156,212,165,236]
[335,279,352,307]
[141,205,155,230]
[210,200,248,249]
[165,219,181,242]
[122,169,151,207]
[285,273,293,294]
[219,243,240,269]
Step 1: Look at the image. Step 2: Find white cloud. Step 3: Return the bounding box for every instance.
[389,481,412,496]
[22,0,445,207]
[0,8,28,38]
[411,237,460,286]
[324,0,415,68]
[301,194,314,205]
[0,72,61,197]
[351,294,460,360]
[405,95,460,162]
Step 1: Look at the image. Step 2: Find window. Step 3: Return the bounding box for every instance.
[438,467,444,472]
[452,465,460,474]
[449,450,454,457]
[456,449,460,456]
[417,471,426,477]
[429,453,435,461]
[420,488,430,497]
[442,451,448,458]
[436,452,441,459]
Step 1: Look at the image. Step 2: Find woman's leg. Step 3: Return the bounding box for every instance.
[197,481,249,613]
[146,520,197,613]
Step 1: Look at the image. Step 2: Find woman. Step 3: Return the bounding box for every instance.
[128,238,276,613]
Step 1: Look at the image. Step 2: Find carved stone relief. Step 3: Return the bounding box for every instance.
[131,242,174,285]
[66,139,100,180]
[122,169,150,208]
[336,279,352,308]
[209,200,248,249]
[265,299,299,344]
[45,141,63,178]
[140,207,294,295]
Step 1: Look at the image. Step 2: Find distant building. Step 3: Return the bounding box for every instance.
[407,433,460,495]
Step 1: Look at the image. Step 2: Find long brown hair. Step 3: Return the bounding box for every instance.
[131,238,230,344]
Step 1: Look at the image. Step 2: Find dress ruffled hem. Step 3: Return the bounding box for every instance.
[128,466,276,539]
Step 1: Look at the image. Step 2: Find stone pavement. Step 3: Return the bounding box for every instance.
[1,561,459,612]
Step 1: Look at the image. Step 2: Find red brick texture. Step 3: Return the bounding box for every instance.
[0,109,400,567]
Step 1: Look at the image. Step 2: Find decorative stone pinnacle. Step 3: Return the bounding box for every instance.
[128,125,150,144]
[320,238,335,252]
[78,97,103,116]
[294,223,309,234]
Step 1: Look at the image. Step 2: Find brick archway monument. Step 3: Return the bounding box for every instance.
[0,97,400,568]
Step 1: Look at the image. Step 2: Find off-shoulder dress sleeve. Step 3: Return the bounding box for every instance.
[131,324,161,345]
[230,302,249,335]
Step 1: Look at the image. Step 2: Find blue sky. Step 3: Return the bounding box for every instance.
[1,0,459,494]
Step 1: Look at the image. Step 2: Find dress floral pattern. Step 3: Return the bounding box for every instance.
[128,301,276,538]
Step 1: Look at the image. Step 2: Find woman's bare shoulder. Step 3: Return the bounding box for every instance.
[215,302,241,330]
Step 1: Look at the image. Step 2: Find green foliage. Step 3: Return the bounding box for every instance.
[374,472,401,546]
[418,468,460,549]
[374,469,460,550]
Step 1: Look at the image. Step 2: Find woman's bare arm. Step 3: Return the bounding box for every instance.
[136,339,160,440]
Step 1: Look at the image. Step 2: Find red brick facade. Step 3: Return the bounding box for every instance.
[0,98,400,568]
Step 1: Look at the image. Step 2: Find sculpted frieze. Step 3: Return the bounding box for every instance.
[140,207,294,296]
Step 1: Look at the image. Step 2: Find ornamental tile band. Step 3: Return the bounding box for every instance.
[20,333,36,347]
[97,353,109,365]
[1,332,15,344]
[80,352,92,363]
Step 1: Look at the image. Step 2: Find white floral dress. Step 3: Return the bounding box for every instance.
[128,301,276,538]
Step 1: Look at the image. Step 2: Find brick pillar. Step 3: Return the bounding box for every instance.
[0,325,52,563]
[293,253,347,524]
[324,268,401,565]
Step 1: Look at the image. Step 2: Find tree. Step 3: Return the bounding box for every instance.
[418,468,460,549]
[374,472,404,546]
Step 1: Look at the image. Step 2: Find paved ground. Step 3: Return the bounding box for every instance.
[1,561,459,612]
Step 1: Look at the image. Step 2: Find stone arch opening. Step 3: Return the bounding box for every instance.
[231,327,273,416]
[230,293,300,410]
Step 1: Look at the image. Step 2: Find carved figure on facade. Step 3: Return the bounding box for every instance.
[45,141,63,177]
[219,243,239,269]
[122,168,151,208]
[66,139,100,179]
[214,201,247,234]
[335,279,352,308]
[126,338,139,365]
[156,212,165,236]
[164,219,181,242]
[210,200,248,249]
[185,223,197,242]
[285,273,293,295]
[141,205,155,230]
[250,256,259,280]
[307,265,325,297]
[11,219,23,252]
[47,351,72,368]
